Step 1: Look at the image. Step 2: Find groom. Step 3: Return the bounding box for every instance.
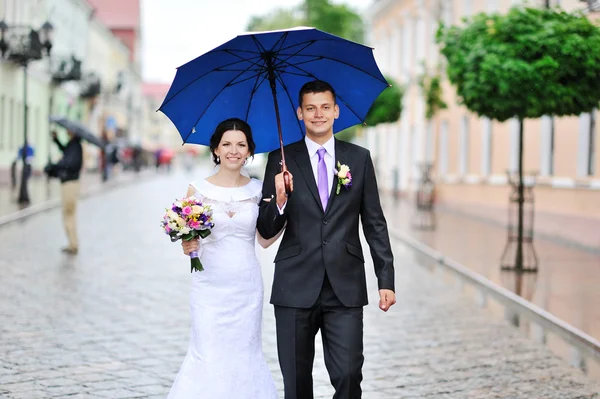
[257,80,396,399]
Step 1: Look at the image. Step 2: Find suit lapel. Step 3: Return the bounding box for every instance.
[324,139,347,215]
[292,141,322,210]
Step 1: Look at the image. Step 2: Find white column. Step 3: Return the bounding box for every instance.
[414,97,425,179]
[401,19,413,83]
[391,26,401,79]
[577,112,592,177]
[487,0,499,12]
[509,118,519,172]
[481,117,492,176]
[459,115,469,175]
[415,17,426,74]
[464,0,473,17]
[400,95,411,191]
[425,121,434,163]
[429,15,438,65]
[438,120,449,175]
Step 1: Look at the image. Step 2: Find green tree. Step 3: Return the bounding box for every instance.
[365,76,403,126]
[418,64,447,162]
[304,0,364,42]
[246,0,364,43]
[246,7,304,32]
[437,6,600,270]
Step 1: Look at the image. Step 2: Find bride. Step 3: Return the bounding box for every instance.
[166,118,279,398]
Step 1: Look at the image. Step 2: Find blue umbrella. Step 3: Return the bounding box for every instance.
[159,27,389,187]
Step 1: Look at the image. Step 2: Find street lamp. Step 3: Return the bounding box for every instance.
[0,20,53,204]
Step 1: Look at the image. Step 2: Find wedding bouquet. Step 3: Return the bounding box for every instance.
[161,196,215,272]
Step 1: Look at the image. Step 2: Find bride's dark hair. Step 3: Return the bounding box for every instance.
[209,118,256,165]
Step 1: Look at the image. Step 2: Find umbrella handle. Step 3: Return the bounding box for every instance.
[281,163,292,196]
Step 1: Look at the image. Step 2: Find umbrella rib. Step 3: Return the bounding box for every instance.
[159,56,262,110]
[251,35,268,54]
[227,69,268,87]
[277,37,373,54]
[181,67,264,144]
[277,53,387,84]
[275,56,322,69]
[269,31,290,54]
[273,41,317,69]
[275,38,346,54]
[244,71,269,121]
[213,48,262,56]
[278,70,312,78]
[276,59,366,123]
[272,72,305,138]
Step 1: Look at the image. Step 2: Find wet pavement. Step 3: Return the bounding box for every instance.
[382,198,600,349]
[0,169,598,398]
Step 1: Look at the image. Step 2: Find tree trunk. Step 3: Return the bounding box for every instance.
[515,117,525,271]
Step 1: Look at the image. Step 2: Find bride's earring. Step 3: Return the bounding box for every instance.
[216,156,220,163]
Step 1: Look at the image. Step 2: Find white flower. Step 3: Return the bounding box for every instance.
[337,164,350,179]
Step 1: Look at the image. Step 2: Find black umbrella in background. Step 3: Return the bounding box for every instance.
[49,116,105,148]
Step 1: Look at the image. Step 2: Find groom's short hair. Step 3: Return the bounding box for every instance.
[298,80,337,107]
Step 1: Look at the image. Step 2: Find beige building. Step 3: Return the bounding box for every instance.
[366,0,600,248]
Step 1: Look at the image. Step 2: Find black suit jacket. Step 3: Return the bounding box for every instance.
[257,138,395,308]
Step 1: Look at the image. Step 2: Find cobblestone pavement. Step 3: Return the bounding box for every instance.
[0,170,598,399]
[0,167,159,224]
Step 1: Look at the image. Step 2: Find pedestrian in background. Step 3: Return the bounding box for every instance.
[51,130,83,255]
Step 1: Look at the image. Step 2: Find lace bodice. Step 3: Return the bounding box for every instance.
[190,178,263,245]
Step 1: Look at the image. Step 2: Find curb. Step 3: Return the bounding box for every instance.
[0,171,155,228]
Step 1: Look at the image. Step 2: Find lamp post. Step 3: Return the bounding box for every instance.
[0,20,53,205]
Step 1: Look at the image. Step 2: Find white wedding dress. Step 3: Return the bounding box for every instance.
[166,177,278,399]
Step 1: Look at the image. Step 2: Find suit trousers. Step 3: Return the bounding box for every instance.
[61,180,80,250]
[274,273,364,399]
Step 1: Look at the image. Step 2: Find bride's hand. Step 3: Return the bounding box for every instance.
[181,238,200,255]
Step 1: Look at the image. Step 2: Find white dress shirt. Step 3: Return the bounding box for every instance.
[277,135,336,214]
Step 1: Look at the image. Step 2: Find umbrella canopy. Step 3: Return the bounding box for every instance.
[158,27,389,154]
[49,116,105,148]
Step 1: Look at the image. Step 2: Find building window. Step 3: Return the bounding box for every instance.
[0,95,4,150]
[439,120,449,175]
[9,99,14,150]
[540,115,554,176]
[34,107,40,151]
[464,0,473,17]
[481,118,492,176]
[578,111,597,177]
[459,116,469,175]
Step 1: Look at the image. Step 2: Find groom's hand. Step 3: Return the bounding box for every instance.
[275,171,293,208]
[378,289,396,312]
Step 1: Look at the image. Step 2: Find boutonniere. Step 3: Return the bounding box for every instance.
[334,162,352,195]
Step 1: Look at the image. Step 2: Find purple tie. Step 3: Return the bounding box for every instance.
[317,148,329,210]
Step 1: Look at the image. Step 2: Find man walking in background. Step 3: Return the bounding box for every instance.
[51,130,83,255]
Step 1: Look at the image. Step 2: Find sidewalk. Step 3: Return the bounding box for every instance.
[382,194,600,346]
[0,168,156,226]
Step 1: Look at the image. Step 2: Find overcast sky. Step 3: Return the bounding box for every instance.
[140,0,372,83]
